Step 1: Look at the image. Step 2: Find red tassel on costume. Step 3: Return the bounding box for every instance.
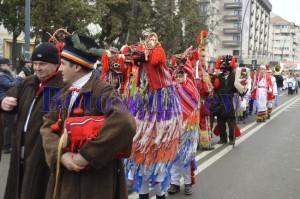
[235,126,242,137]
[73,96,84,116]
[230,56,237,68]
[213,124,220,136]
[215,56,221,69]
[51,119,62,131]
[50,110,62,132]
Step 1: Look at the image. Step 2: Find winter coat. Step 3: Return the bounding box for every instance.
[0,68,23,98]
[40,73,136,199]
[213,72,237,117]
[2,72,66,199]
[0,113,3,161]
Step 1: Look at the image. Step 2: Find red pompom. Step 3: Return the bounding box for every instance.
[73,107,84,116]
[51,119,62,131]
[235,126,242,137]
[213,124,219,136]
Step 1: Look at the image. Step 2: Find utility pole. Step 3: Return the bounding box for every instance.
[25,0,31,59]
[239,0,251,62]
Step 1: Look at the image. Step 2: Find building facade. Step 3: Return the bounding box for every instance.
[200,0,272,66]
[269,13,300,63]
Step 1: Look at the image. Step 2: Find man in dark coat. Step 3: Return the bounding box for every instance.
[40,34,136,199]
[213,55,238,145]
[0,58,26,154]
[1,43,66,199]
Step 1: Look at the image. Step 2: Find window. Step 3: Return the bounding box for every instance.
[233,35,241,41]
[233,50,240,56]
[234,22,241,28]
[235,0,241,2]
[234,10,242,16]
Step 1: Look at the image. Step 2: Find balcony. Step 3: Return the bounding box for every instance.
[223,28,242,34]
[250,33,253,39]
[222,40,241,47]
[223,15,242,21]
[251,9,255,15]
[224,2,242,9]
[255,36,258,41]
[256,14,260,20]
[261,18,264,23]
[255,25,259,30]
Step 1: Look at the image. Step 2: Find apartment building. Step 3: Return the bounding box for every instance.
[200,0,272,65]
[269,13,300,63]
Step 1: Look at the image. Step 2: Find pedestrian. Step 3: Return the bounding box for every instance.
[40,34,136,199]
[21,58,34,76]
[286,73,296,95]
[126,32,182,199]
[0,58,25,154]
[273,66,283,106]
[1,43,65,199]
[167,51,199,196]
[251,64,273,122]
[212,55,240,144]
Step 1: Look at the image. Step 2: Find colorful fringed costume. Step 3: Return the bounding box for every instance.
[126,33,182,196]
[168,55,199,189]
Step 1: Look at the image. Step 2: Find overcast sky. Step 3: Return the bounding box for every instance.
[270,0,300,25]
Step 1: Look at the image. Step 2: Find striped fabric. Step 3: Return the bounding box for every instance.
[61,49,94,69]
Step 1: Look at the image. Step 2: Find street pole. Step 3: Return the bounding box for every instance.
[25,0,31,59]
[240,0,251,62]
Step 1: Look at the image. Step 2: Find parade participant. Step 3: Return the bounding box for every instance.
[273,65,283,106]
[251,64,273,122]
[249,68,258,115]
[234,63,251,123]
[126,32,182,199]
[40,34,136,199]
[212,55,240,145]
[21,58,34,76]
[167,52,199,196]
[1,43,65,199]
[193,30,215,150]
[266,67,277,119]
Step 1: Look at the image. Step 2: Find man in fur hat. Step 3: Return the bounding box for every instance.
[40,34,136,199]
[212,55,240,145]
[1,43,65,199]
